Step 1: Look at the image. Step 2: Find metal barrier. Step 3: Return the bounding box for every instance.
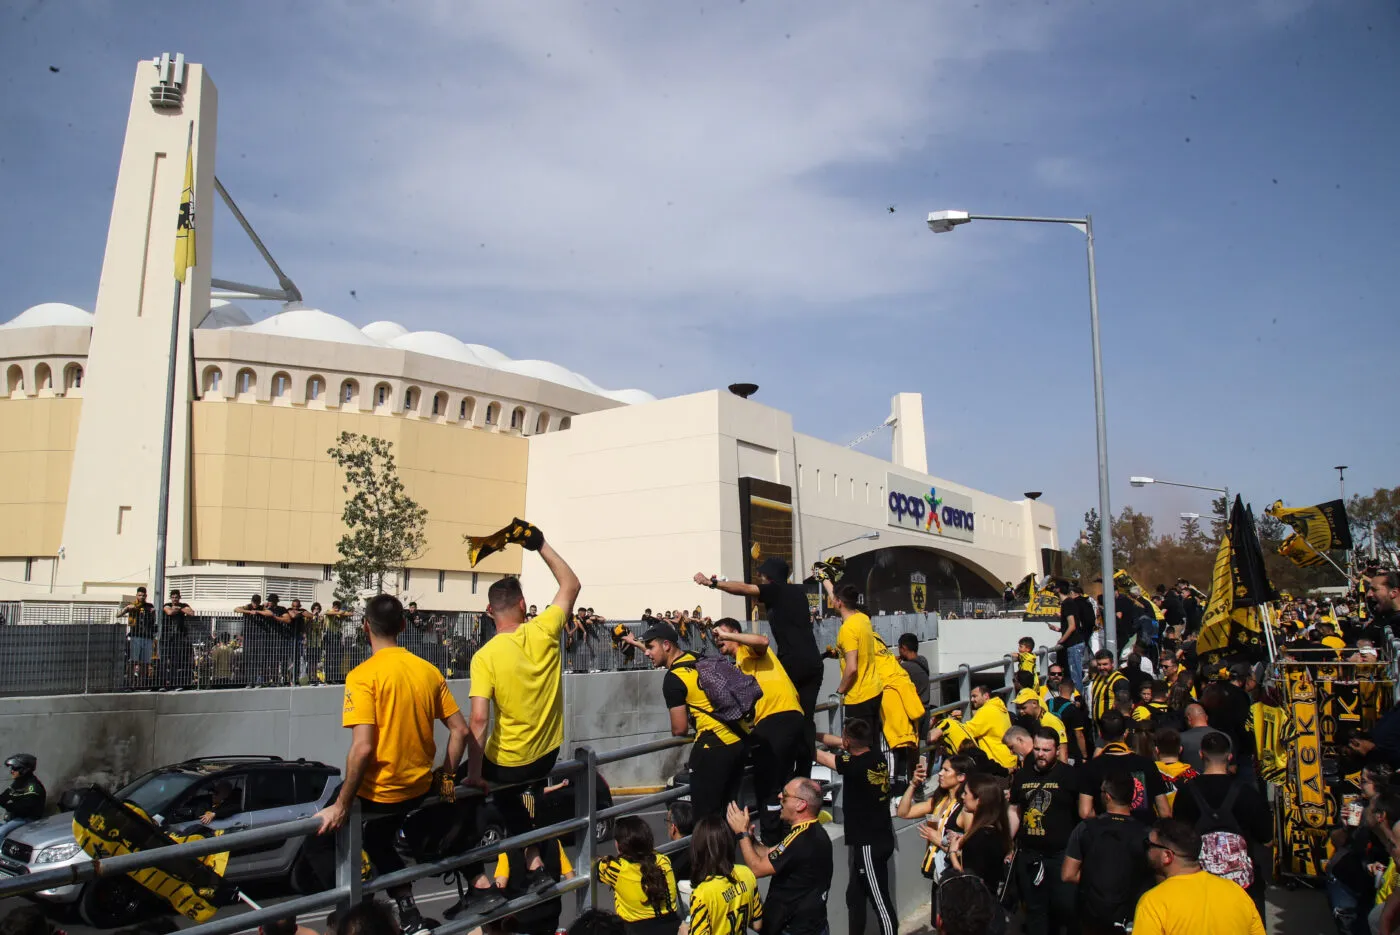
[0,646,1022,934]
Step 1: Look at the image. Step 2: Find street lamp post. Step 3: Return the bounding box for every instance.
[819,531,879,558]
[927,210,1116,655]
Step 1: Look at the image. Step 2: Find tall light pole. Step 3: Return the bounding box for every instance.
[1130,476,1230,535]
[1335,465,1348,501]
[928,210,1116,654]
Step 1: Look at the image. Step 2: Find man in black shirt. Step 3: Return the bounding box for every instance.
[1047,678,1089,764]
[817,718,895,935]
[1062,772,1153,934]
[234,593,265,686]
[1009,728,1079,935]
[728,777,832,935]
[1078,712,1169,824]
[1161,584,1185,635]
[1171,732,1274,917]
[161,589,197,689]
[694,558,823,774]
[257,594,294,686]
[120,586,157,685]
[1055,584,1089,694]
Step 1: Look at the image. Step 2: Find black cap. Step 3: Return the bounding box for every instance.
[639,622,680,645]
[757,557,789,582]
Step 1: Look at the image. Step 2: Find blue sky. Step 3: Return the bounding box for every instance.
[2,1,1396,539]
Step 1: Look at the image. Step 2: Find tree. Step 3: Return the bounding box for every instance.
[1209,495,1228,541]
[1111,506,1156,570]
[1179,514,1207,551]
[327,432,427,606]
[1348,486,1400,561]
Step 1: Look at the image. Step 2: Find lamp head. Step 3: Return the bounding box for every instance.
[862,532,880,541]
[1129,476,1154,488]
[927,210,971,233]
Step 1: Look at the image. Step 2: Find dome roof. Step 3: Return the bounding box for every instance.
[242,305,382,346]
[498,359,596,393]
[362,320,407,343]
[196,299,253,330]
[465,343,512,366]
[604,388,657,405]
[389,331,491,366]
[1,302,94,329]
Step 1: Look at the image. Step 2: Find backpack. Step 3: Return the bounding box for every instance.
[1185,781,1254,888]
[1047,695,1075,721]
[1077,815,1149,927]
[673,656,762,729]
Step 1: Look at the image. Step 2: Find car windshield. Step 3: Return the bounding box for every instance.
[115,770,202,815]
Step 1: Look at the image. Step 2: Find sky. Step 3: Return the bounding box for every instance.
[2,1,1397,540]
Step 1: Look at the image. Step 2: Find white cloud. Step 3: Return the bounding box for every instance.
[223,2,1069,315]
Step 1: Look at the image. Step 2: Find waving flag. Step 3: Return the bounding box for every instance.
[1266,499,1353,567]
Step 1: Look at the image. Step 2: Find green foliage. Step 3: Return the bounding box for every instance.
[327,432,428,608]
[1348,486,1400,560]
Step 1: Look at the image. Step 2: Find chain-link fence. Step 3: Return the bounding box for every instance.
[0,608,943,696]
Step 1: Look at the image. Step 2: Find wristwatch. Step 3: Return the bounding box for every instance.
[709,576,718,589]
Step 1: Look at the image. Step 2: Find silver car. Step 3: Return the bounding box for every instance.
[0,755,339,929]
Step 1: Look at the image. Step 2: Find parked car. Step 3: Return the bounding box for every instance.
[0,755,339,929]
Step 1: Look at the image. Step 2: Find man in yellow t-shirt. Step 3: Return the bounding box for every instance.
[713,618,806,840]
[1133,819,1265,935]
[643,622,746,820]
[315,594,473,935]
[826,580,883,735]
[468,531,581,895]
[929,685,1017,773]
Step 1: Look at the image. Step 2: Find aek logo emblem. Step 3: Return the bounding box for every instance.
[923,488,944,534]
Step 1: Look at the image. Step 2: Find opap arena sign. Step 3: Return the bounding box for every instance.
[886,473,975,543]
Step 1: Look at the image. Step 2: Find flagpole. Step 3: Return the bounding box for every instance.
[1294,535,1351,581]
[153,121,195,628]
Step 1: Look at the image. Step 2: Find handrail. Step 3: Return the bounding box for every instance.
[0,641,1050,934]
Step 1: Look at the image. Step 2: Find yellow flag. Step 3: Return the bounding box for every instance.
[174,142,196,282]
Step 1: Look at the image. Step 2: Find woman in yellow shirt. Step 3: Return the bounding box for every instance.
[596,817,680,935]
[684,817,762,935]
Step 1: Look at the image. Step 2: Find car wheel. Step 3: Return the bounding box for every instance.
[595,817,614,843]
[79,877,152,929]
[477,822,504,849]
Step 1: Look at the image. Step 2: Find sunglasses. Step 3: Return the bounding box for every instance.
[1144,840,1191,859]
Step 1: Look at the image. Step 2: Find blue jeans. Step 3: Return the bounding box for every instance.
[0,818,31,844]
[1327,875,1369,935]
[1066,643,1088,694]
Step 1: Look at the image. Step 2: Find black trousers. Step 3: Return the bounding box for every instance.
[843,696,883,739]
[483,748,559,839]
[790,669,823,779]
[360,795,426,898]
[750,711,808,837]
[846,842,897,935]
[1014,849,1076,935]
[688,732,746,820]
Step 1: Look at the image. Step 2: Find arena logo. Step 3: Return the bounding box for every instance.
[886,474,976,543]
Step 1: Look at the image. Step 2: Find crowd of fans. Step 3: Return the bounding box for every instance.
[65,544,1400,935]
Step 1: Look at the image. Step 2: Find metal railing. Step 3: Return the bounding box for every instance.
[0,645,1022,934]
[0,612,944,696]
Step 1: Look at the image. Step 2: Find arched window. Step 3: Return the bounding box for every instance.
[559,416,572,431]
[6,365,23,396]
[34,363,52,393]
[459,397,476,423]
[374,383,392,409]
[509,406,526,430]
[432,391,447,417]
[341,379,359,405]
[271,371,291,399]
[307,376,325,402]
[202,366,222,394]
[236,368,256,397]
[64,364,83,392]
[485,402,500,425]
[403,386,420,412]
[535,411,550,434]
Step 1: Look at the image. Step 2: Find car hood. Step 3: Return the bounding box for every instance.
[6,812,78,850]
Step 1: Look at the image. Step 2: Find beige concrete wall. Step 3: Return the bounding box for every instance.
[0,397,82,558]
[190,402,527,575]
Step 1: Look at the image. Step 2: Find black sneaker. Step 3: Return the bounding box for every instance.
[523,868,556,895]
[444,888,506,920]
[397,907,439,935]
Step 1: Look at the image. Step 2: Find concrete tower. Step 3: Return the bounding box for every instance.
[59,56,216,595]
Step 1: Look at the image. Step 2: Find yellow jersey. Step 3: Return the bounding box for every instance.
[469,604,566,767]
[734,644,802,724]
[1038,710,1068,744]
[689,866,763,935]
[342,647,460,803]
[963,697,1018,771]
[596,854,679,921]
[837,612,882,705]
[1132,870,1264,935]
[1089,670,1127,725]
[664,652,742,745]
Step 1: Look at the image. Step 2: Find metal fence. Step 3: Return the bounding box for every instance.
[0,645,1034,935]
[0,610,945,696]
